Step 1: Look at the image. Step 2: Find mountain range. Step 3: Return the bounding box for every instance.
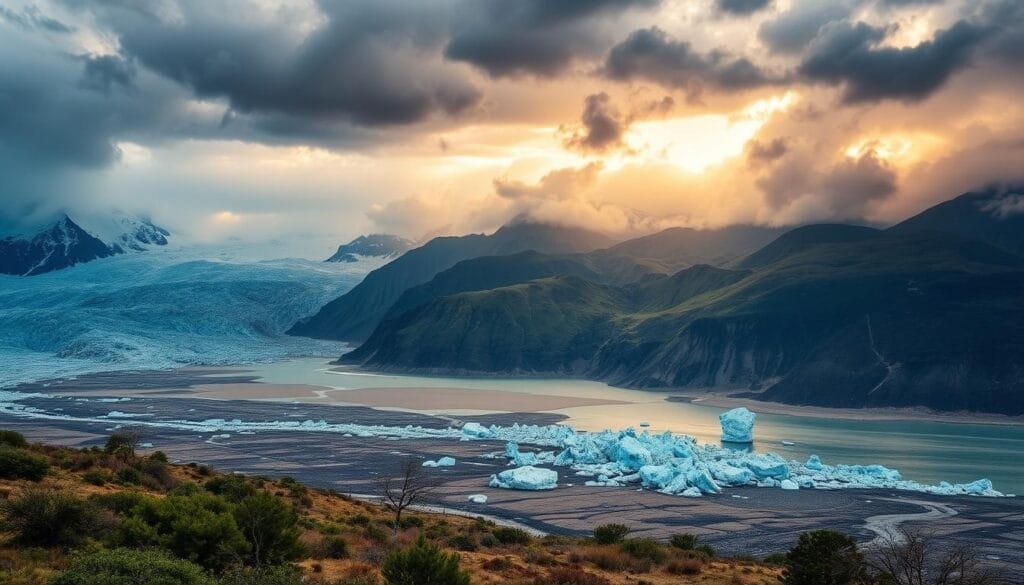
[325,234,415,263]
[291,187,1024,415]
[0,214,170,276]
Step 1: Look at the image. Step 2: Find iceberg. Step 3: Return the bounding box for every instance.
[467,494,488,504]
[462,422,496,439]
[489,466,558,491]
[720,407,755,443]
[422,456,456,467]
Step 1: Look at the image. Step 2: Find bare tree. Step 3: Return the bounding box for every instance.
[377,459,439,537]
[867,528,1009,585]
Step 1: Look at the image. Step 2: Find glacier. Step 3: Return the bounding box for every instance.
[0,246,384,388]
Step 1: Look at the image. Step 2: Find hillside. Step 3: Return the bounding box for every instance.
[288,221,614,342]
[346,229,1024,414]
[890,187,1024,255]
[0,430,780,585]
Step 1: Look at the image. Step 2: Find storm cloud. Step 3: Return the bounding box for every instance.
[604,27,783,97]
[443,0,659,78]
[716,0,773,16]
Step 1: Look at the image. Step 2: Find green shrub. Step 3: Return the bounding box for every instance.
[670,533,698,550]
[448,534,478,552]
[350,513,371,526]
[1,488,98,546]
[535,566,611,585]
[0,446,48,481]
[149,450,169,462]
[397,515,423,529]
[116,466,142,485]
[316,535,350,559]
[82,469,109,486]
[138,458,177,491]
[364,523,389,544]
[112,491,248,571]
[204,474,258,503]
[104,432,139,459]
[695,543,715,557]
[618,538,667,562]
[0,429,28,448]
[381,537,470,585]
[91,491,148,514]
[234,491,307,566]
[479,533,499,547]
[491,526,531,545]
[51,548,214,585]
[592,523,630,545]
[781,530,867,585]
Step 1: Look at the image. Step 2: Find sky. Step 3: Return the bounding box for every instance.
[1,0,1023,255]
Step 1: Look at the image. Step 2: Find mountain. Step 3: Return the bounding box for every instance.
[343,221,1024,414]
[0,215,116,276]
[735,224,880,269]
[0,213,171,276]
[287,220,615,341]
[889,187,1024,254]
[594,225,786,273]
[325,234,414,263]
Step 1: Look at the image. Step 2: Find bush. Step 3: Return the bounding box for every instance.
[491,526,531,545]
[593,523,630,545]
[149,451,169,462]
[233,491,307,566]
[781,530,867,585]
[205,475,258,503]
[1,489,97,546]
[51,548,214,585]
[582,546,645,572]
[397,515,423,529]
[670,533,698,550]
[82,469,109,486]
[448,534,478,552]
[104,431,140,459]
[619,538,667,563]
[695,543,716,557]
[115,466,142,485]
[536,566,611,585]
[666,558,704,575]
[315,535,350,559]
[112,491,248,571]
[0,446,48,481]
[381,537,470,585]
[0,429,28,448]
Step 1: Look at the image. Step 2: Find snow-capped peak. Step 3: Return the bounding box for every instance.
[74,212,170,252]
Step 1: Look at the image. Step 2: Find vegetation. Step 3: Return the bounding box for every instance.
[0,432,789,585]
[780,530,867,585]
[0,429,28,448]
[381,537,470,585]
[0,446,49,481]
[51,549,215,585]
[592,523,631,545]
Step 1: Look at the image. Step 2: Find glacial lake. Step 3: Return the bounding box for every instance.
[238,358,1024,495]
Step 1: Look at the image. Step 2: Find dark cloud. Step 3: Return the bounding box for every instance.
[716,0,773,16]
[444,0,660,77]
[746,138,789,166]
[89,0,480,127]
[79,54,136,93]
[604,27,782,97]
[0,4,74,33]
[821,152,898,212]
[758,0,847,54]
[798,20,987,103]
[563,93,626,152]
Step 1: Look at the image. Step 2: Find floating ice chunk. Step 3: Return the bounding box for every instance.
[720,407,755,443]
[467,494,488,504]
[781,440,795,446]
[613,435,654,471]
[423,456,456,467]
[489,466,558,490]
[462,422,496,439]
[780,479,799,490]
[741,454,790,480]
[138,442,154,448]
[713,464,756,486]
[805,455,824,471]
[639,421,650,427]
[681,487,702,497]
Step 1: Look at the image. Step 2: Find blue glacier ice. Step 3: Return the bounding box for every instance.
[423,456,456,467]
[489,466,558,490]
[720,407,755,443]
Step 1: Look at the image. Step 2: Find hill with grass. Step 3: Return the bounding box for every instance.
[341,189,1024,415]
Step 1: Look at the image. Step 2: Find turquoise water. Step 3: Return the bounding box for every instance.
[241,358,1024,494]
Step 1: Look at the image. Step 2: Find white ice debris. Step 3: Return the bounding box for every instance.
[467,494,488,504]
[490,466,558,490]
[720,407,755,443]
[423,456,456,467]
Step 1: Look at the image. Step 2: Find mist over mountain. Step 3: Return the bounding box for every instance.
[333,189,1024,415]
